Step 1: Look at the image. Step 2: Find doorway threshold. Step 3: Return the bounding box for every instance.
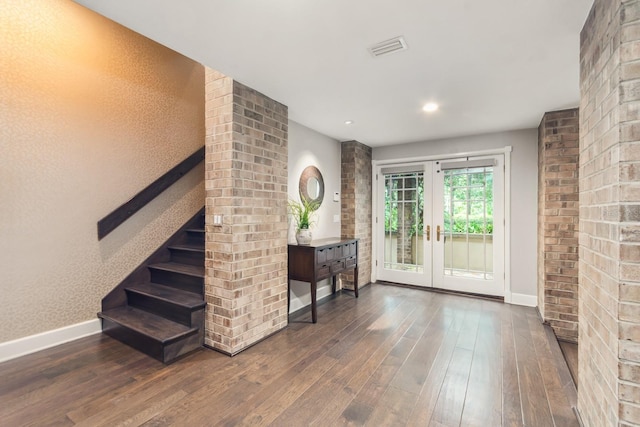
[375,280,504,303]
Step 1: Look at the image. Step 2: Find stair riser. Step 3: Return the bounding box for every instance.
[163,322,203,363]
[101,316,202,363]
[169,248,204,266]
[101,317,164,362]
[184,231,205,246]
[126,291,201,326]
[149,269,203,295]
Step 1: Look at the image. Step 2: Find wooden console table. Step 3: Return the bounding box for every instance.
[288,238,359,323]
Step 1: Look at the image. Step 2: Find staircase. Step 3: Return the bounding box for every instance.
[98,210,206,363]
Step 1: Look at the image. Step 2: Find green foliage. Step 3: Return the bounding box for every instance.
[443,168,493,235]
[384,174,424,237]
[384,188,398,233]
[384,167,495,238]
[411,181,424,237]
[288,198,320,230]
[444,213,493,234]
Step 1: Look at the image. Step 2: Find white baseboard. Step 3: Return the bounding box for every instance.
[289,281,334,314]
[508,292,538,307]
[0,319,102,363]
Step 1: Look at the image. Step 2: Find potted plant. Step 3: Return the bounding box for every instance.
[288,198,320,245]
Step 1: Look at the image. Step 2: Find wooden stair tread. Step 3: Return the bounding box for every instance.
[169,244,204,252]
[99,306,197,344]
[99,208,206,363]
[149,262,204,277]
[126,283,205,309]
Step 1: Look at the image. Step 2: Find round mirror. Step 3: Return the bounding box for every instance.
[299,166,324,207]
[307,177,320,199]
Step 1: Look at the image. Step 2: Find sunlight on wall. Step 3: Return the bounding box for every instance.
[0,0,205,342]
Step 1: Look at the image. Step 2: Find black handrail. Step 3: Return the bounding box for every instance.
[97,147,205,240]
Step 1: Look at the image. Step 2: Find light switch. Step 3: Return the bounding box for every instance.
[213,214,223,226]
[333,191,340,202]
[333,214,340,223]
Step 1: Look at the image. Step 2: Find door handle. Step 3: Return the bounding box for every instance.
[426,225,430,241]
[437,225,441,242]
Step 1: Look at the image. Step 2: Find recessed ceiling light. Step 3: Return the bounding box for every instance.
[422,102,439,113]
[345,120,354,125]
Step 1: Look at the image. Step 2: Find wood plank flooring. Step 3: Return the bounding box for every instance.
[559,341,578,388]
[0,284,578,426]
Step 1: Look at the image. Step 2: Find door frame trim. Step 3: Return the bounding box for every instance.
[371,146,514,303]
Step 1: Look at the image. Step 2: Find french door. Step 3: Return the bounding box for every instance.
[377,163,433,286]
[376,155,505,297]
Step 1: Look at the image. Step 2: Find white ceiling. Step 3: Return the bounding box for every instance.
[74,0,593,147]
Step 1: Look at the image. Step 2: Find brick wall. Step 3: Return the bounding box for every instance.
[341,141,372,289]
[579,0,640,425]
[204,68,288,355]
[616,0,640,423]
[537,109,580,342]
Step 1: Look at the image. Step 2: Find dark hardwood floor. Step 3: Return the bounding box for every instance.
[0,284,578,426]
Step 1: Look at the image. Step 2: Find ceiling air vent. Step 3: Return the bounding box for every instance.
[369,36,408,57]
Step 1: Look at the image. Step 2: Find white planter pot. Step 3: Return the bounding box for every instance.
[296,228,312,245]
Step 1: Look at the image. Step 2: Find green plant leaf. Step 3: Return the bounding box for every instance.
[288,198,319,230]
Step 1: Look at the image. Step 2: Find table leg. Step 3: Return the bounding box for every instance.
[311,278,317,323]
[332,275,337,294]
[354,266,359,298]
[287,277,291,318]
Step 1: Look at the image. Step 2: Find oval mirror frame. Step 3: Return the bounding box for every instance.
[299,165,324,207]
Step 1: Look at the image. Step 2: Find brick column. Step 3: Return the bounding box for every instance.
[204,68,288,355]
[579,1,640,425]
[537,109,579,342]
[341,140,372,289]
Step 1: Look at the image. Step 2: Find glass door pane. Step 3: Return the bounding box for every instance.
[383,172,424,272]
[443,167,494,279]
[433,155,504,296]
[377,162,432,287]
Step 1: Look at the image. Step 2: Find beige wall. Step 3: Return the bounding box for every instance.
[0,0,205,343]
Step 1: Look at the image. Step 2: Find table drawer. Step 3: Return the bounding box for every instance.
[316,264,331,280]
[317,247,337,263]
[331,259,345,274]
[336,244,346,257]
[317,248,327,263]
[345,256,357,268]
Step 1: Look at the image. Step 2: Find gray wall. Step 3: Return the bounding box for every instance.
[288,120,342,312]
[373,128,539,299]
